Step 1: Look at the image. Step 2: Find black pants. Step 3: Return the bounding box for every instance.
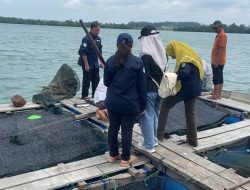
[212,65,224,85]
[157,95,198,147]
[108,110,137,161]
[82,69,100,97]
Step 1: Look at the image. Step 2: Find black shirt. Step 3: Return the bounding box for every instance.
[141,55,163,92]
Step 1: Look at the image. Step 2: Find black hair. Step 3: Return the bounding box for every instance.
[91,21,100,29]
[115,41,132,67]
[213,20,223,28]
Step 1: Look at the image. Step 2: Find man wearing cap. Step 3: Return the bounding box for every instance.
[138,25,166,153]
[78,21,103,100]
[208,20,227,100]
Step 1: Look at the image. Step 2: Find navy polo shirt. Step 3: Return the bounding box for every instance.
[78,35,102,69]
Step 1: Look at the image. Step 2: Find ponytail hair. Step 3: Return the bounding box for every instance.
[115,41,132,67]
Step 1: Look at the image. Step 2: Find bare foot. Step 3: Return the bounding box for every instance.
[207,95,218,100]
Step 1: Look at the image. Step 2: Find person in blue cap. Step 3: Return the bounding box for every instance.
[104,33,147,167]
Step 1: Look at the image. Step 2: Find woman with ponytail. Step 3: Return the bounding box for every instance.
[104,33,147,167]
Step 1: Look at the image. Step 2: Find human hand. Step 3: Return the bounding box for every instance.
[211,64,218,68]
[100,63,105,69]
[85,64,90,71]
[140,110,145,115]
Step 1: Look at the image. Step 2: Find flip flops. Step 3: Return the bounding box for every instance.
[120,155,138,167]
[107,154,121,163]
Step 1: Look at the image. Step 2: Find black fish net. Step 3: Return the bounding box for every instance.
[0,109,108,177]
[165,98,230,135]
[32,64,80,107]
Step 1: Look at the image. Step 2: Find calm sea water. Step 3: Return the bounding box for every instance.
[0,23,250,104]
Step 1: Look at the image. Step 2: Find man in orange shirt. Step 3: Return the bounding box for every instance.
[209,20,227,100]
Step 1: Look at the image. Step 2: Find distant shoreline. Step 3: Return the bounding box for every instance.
[1,16,250,34]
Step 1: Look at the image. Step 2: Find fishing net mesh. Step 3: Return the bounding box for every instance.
[165,98,230,135]
[32,64,80,107]
[0,109,108,177]
[200,137,250,177]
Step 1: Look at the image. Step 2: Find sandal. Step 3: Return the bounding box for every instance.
[120,155,138,167]
[107,154,121,163]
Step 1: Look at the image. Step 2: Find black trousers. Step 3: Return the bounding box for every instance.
[82,69,100,97]
[157,95,198,147]
[108,110,137,161]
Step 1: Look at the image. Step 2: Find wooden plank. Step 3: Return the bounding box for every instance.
[67,98,97,112]
[194,126,250,152]
[201,174,235,190]
[82,172,145,190]
[60,99,96,118]
[171,120,250,145]
[0,170,50,189]
[196,120,250,139]
[132,128,226,175]
[162,157,226,190]
[196,130,250,151]
[61,98,96,113]
[199,96,250,112]
[133,129,245,189]
[228,91,250,103]
[242,183,250,190]
[44,154,107,176]
[11,157,148,190]
[198,120,249,141]
[0,102,41,113]
[7,166,101,190]
[160,140,227,174]
[160,149,214,180]
[219,169,246,184]
[0,154,107,189]
[96,156,148,175]
[220,169,250,190]
[134,135,216,185]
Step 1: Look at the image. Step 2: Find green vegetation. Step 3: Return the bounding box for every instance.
[1,16,250,34]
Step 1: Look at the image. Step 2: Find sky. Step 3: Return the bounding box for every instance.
[0,0,250,25]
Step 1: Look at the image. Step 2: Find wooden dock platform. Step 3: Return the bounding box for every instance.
[0,91,250,190]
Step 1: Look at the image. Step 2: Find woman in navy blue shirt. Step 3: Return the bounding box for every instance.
[104,33,147,167]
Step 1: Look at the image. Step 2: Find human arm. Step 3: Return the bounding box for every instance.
[79,38,90,71]
[141,55,150,77]
[98,38,105,68]
[137,63,147,113]
[104,59,114,87]
[177,63,191,80]
[82,55,90,71]
[212,47,225,68]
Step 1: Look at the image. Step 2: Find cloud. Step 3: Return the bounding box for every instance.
[0,0,13,4]
[64,0,82,9]
[63,0,140,9]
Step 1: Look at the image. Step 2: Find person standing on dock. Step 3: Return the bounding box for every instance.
[157,41,204,147]
[104,33,147,167]
[78,21,104,100]
[208,20,227,100]
[138,25,166,153]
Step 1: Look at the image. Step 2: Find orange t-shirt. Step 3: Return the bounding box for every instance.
[211,30,227,65]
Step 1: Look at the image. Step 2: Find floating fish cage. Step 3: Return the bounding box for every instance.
[0,108,108,178]
[198,137,250,178]
[164,98,244,138]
